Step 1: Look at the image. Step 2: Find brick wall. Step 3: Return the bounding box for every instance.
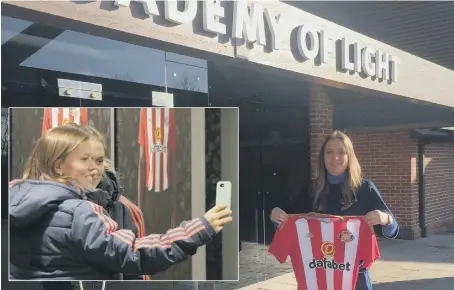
[347,131,420,239]
[308,84,332,178]
[424,142,454,234]
[308,85,453,239]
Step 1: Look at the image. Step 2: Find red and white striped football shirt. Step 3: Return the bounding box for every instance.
[138,108,176,192]
[269,215,380,290]
[41,108,88,135]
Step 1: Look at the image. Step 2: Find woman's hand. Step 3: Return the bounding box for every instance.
[9,179,22,189]
[204,204,233,233]
[270,207,289,226]
[364,210,392,226]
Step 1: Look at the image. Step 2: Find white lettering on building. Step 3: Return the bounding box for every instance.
[264,8,283,50]
[297,25,319,60]
[319,30,332,64]
[232,1,266,45]
[340,38,355,71]
[362,47,376,77]
[164,0,197,24]
[389,55,400,83]
[114,0,159,16]
[203,0,227,35]
[112,0,400,83]
[339,38,399,82]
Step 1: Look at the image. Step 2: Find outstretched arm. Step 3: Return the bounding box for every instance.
[71,201,216,276]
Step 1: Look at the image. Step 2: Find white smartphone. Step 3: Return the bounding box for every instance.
[216,181,232,211]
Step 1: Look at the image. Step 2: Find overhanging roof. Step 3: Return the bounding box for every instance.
[286,1,454,71]
[412,128,454,142]
[3,0,454,108]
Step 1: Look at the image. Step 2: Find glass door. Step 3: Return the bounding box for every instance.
[261,103,311,280]
[210,97,263,243]
[209,97,267,284]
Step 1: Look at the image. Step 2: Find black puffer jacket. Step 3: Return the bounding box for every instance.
[86,171,147,280]
[9,179,215,280]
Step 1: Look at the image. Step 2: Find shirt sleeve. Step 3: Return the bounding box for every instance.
[71,201,216,275]
[366,180,400,239]
[268,219,293,263]
[81,108,89,125]
[118,196,149,280]
[119,196,146,238]
[357,220,381,270]
[168,108,176,149]
[138,108,146,147]
[382,219,398,238]
[41,108,51,135]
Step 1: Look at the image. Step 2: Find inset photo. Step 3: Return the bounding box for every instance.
[7,107,239,283]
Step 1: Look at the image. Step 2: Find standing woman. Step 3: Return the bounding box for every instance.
[270,130,399,290]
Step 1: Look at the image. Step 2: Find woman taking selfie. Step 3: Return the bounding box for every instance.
[9,124,152,289]
[9,123,232,280]
[270,130,399,290]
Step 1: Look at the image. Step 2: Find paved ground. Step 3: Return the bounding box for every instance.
[3,219,454,290]
[239,232,454,290]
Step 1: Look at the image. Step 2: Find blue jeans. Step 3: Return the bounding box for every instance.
[356,270,373,290]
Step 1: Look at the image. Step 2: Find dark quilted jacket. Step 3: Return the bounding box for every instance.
[9,180,215,280]
[86,171,147,280]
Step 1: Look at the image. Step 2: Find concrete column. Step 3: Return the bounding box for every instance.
[220,108,239,280]
[191,108,206,280]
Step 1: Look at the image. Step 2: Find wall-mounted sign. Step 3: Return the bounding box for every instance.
[152,91,174,107]
[57,79,103,100]
[114,0,400,83]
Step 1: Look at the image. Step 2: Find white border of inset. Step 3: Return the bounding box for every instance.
[6,107,240,283]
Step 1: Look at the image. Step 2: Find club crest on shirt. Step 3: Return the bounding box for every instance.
[62,118,70,125]
[321,241,335,258]
[155,127,162,142]
[70,108,80,118]
[338,230,355,243]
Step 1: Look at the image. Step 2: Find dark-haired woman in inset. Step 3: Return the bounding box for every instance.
[271,130,399,290]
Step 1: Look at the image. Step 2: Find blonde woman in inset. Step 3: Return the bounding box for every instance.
[9,123,232,280]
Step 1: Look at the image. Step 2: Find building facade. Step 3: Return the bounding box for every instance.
[2,1,453,289]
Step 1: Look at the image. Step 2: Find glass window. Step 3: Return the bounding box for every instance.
[166,60,208,94]
[166,52,207,69]
[2,15,210,107]
[1,16,33,44]
[20,30,166,87]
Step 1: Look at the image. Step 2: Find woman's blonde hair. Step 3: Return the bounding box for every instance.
[22,122,115,190]
[312,130,362,211]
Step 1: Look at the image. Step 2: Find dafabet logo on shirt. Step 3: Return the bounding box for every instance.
[321,242,335,257]
[309,258,352,271]
[308,241,352,271]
